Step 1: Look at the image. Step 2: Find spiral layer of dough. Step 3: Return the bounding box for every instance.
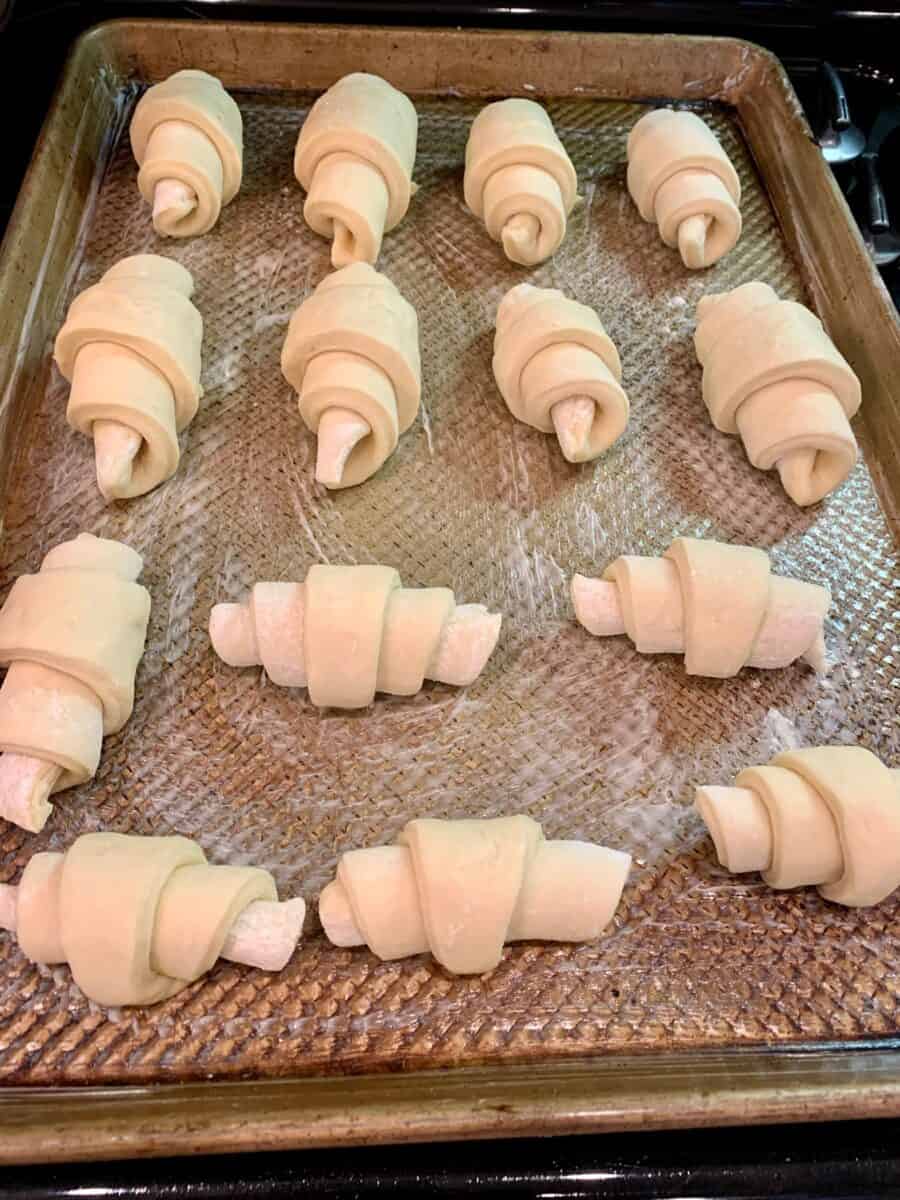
[13,833,276,1005]
[696,746,900,907]
[130,69,243,238]
[572,537,830,678]
[319,815,631,974]
[493,283,628,462]
[695,282,861,506]
[295,73,417,267]
[54,254,203,500]
[0,533,150,831]
[209,565,502,708]
[281,263,420,488]
[627,109,742,269]
[464,99,578,265]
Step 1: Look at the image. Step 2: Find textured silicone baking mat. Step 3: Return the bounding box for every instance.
[0,89,898,1086]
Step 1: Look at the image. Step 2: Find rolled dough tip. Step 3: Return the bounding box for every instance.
[677,213,713,269]
[570,575,626,637]
[776,448,823,508]
[551,395,597,463]
[0,883,18,933]
[152,178,198,226]
[314,408,372,489]
[220,897,307,972]
[695,784,773,874]
[803,632,829,676]
[428,605,503,687]
[93,420,143,502]
[209,603,260,668]
[501,213,542,265]
[0,754,59,833]
[319,880,364,947]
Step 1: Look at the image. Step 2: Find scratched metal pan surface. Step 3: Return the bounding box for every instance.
[0,22,899,1162]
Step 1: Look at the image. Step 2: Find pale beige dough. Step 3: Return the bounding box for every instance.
[209,565,502,709]
[626,108,742,268]
[0,832,305,1006]
[281,263,421,489]
[493,283,628,463]
[0,533,151,832]
[571,536,830,678]
[294,73,417,267]
[694,282,861,506]
[319,815,631,974]
[696,746,900,907]
[130,69,243,238]
[465,98,578,266]
[54,254,204,501]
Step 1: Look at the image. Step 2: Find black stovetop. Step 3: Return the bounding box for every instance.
[2,3,900,1195]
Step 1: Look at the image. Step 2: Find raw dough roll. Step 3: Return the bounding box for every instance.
[0,832,306,1006]
[319,815,631,973]
[54,254,204,501]
[695,282,861,506]
[294,73,417,267]
[493,283,628,462]
[209,565,503,708]
[130,69,243,237]
[696,746,900,907]
[626,109,742,269]
[281,263,420,488]
[0,533,150,831]
[571,537,830,678]
[464,98,578,265]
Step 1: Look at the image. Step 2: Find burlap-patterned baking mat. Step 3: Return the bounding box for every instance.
[0,91,898,1085]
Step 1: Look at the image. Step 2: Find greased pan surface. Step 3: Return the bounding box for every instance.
[0,21,898,1161]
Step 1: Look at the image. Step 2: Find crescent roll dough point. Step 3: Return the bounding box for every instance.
[698,750,900,907]
[281,264,420,489]
[695,284,861,506]
[493,284,628,463]
[0,755,59,833]
[152,177,198,228]
[320,817,631,973]
[295,74,417,264]
[209,568,501,707]
[220,896,307,972]
[570,574,626,637]
[677,212,713,269]
[575,538,830,678]
[314,407,374,488]
[626,109,742,269]
[0,534,150,832]
[130,71,243,238]
[1,833,303,1005]
[465,99,577,265]
[55,256,203,501]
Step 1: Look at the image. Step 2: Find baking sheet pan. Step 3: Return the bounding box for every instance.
[0,20,899,1162]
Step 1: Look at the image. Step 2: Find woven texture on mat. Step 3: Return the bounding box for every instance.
[1,92,899,1086]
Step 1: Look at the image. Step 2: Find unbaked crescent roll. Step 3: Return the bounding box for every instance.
[464,98,578,266]
[572,537,830,678]
[493,283,628,462]
[627,109,742,269]
[130,69,243,238]
[210,565,502,708]
[0,534,151,833]
[294,73,418,267]
[281,263,420,489]
[696,746,900,907]
[695,282,861,506]
[0,833,306,1006]
[319,815,631,974]
[54,254,203,501]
